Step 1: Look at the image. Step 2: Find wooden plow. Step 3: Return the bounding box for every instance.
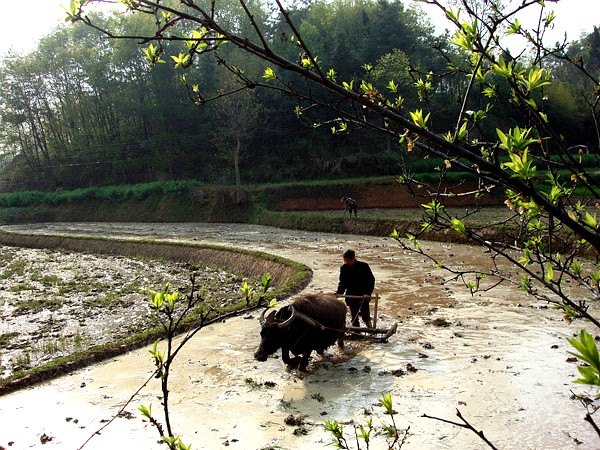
[337,293,398,342]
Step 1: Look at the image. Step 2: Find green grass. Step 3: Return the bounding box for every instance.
[0,180,207,208]
[8,282,36,292]
[13,297,66,315]
[0,259,28,279]
[0,332,19,347]
[36,274,62,285]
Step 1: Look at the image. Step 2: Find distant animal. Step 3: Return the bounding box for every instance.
[342,196,358,217]
[254,293,346,371]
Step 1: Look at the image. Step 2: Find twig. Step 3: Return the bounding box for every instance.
[422,409,498,450]
[78,370,159,449]
[585,413,600,438]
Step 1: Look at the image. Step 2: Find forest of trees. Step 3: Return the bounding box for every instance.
[0,0,598,192]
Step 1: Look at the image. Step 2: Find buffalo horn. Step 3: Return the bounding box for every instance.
[276,306,296,329]
[259,307,268,325]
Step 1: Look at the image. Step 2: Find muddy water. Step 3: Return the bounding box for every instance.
[0,222,598,449]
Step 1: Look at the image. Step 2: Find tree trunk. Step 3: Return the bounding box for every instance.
[234,132,242,204]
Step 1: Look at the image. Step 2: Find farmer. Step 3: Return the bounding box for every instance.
[336,249,375,328]
[341,196,358,217]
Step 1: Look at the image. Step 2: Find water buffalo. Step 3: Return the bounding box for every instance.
[254,293,346,371]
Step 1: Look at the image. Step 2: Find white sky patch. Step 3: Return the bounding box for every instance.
[0,0,121,56]
[419,0,599,52]
[0,0,598,56]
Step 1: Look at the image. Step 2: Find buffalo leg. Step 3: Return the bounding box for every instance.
[281,347,291,365]
[282,347,301,368]
[288,357,301,368]
[337,332,345,350]
[298,352,312,372]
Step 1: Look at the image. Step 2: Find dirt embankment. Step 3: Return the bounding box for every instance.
[0,179,515,249]
[0,179,503,226]
[267,180,502,211]
[0,233,309,292]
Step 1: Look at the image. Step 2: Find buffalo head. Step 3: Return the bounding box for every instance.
[254,306,296,361]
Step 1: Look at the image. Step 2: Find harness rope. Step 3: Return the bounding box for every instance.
[293,309,347,334]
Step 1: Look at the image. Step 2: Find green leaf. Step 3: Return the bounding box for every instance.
[150,290,165,309]
[519,275,532,292]
[520,67,551,94]
[358,422,372,442]
[544,265,554,283]
[138,404,152,419]
[456,122,468,141]
[149,339,164,363]
[142,43,165,64]
[165,291,178,308]
[507,19,522,34]
[568,210,579,222]
[360,80,375,95]
[261,273,272,290]
[380,393,393,414]
[421,200,444,213]
[262,67,276,81]
[342,80,354,91]
[492,57,514,78]
[171,53,190,68]
[544,10,556,27]
[301,55,318,68]
[325,419,344,440]
[583,212,598,228]
[570,261,583,277]
[409,109,430,128]
[501,148,537,180]
[567,329,600,385]
[473,66,488,83]
[186,29,208,48]
[497,127,538,153]
[240,281,254,298]
[449,21,476,51]
[450,217,466,234]
[482,85,498,98]
[421,221,433,231]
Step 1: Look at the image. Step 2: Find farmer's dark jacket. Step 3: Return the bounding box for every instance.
[336,260,375,297]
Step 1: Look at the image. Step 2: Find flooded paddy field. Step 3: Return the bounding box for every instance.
[0,222,598,449]
[0,246,250,380]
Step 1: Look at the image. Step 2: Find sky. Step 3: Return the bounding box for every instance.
[0,0,598,56]
[0,0,119,55]
[0,0,71,54]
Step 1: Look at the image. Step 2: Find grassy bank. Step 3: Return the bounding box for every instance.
[0,178,508,242]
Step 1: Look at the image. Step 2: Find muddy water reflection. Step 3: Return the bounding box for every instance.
[0,222,597,449]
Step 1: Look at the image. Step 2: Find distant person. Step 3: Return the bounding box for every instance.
[341,196,358,217]
[336,249,375,328]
